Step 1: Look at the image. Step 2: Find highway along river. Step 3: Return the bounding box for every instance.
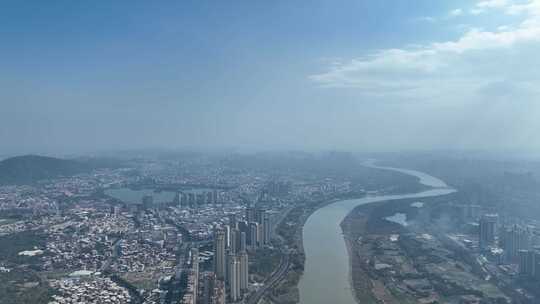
[298,163,455,304]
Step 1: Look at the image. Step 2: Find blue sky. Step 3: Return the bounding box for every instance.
[1,0,540,154]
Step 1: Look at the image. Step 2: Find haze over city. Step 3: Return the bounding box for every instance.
[3,2,540,304]
[3,0,540,154]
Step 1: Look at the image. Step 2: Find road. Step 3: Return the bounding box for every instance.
[245,248,290,304]
[242,206,295,304]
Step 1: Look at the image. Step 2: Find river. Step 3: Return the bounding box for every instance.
[104,187,213,205]
[297,163,455,304]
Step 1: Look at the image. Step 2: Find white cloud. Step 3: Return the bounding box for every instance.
[477,0,509,9]
[506,0,540,15]
[497,25,512,31]
[472,0,540,16]
[309,0,540,104]
[449,9,464,17]
[470,8,486,15]
[432,26,540,53]
[469,0,511,15]
[415,16,436,22]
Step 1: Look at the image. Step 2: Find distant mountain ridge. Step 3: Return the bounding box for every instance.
[0,155,94,185]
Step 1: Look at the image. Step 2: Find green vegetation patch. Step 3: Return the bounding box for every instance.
[250,248,281,278]
[0,230,46,264]
[0,269,54,304]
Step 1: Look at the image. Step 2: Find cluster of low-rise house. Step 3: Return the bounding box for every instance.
[49,276,131,304]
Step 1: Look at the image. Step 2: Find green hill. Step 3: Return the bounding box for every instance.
[0,155,93,185]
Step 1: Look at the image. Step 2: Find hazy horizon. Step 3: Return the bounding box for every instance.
[3,0,540,154]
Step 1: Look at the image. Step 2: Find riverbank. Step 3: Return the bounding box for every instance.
[259,162,446,304]
[277,189,429,303]
[295,162,455,304]
[269,195,350,304]
[267,190,396,304]
[341,198,417,303]
[341,195,509,304]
